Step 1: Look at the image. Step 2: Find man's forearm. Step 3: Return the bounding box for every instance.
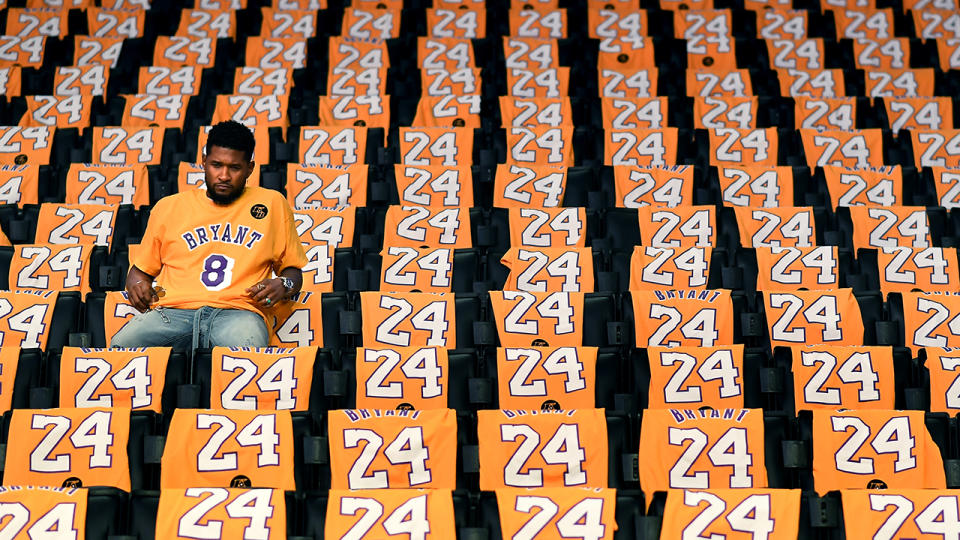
[125,265,159,312]
[127,265,156,287]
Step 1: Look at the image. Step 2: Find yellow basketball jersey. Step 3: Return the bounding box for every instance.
[161,409,296,490]
[155,488,286,539]
[133,187,308,325]
[0,486,88,538]
[327,408,458,489]
[496,487,618,539]
[660,488,800,540]
[326,489,456,539]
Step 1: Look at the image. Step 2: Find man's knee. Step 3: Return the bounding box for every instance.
[209,310,269,347]
[108,328,131,348]
[109,309,191,349]
[110,313,147,348]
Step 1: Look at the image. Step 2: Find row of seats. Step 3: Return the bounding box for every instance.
[13,125,960,175]
[0,485,876,540]
[6,160,960,211]
[0,343,948,415]
[4,41,960,102]
[20,242,960,299]
[0,405,957,494]
[8,201,960,256]
[7,92,960,145]
[8,60,960,118]
[11,92,960,131]
[1,13,957,71]
[0,0,945,17]
[9,288,960,353]
[51,483,960,539]
[0,2,950,41]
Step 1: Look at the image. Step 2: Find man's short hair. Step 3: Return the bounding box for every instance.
[206,120,256,162]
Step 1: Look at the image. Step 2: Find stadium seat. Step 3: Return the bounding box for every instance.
[5,348,43,410]
[86,487,130,539]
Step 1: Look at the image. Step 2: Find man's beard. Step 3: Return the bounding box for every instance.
[206,183,244,205]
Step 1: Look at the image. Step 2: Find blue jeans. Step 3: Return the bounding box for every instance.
[109,306,269,350]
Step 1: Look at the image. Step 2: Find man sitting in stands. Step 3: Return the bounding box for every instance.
[111,120,307,349]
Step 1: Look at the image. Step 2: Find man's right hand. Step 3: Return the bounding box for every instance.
[126,266,158,313]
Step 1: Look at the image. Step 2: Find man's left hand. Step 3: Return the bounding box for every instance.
[246,278,284,308]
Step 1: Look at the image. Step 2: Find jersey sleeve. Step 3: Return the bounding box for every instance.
[131,196,169,277]
[272,192,308,274]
